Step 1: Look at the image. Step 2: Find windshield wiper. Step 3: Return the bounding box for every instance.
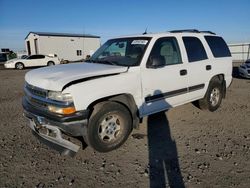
[98,60,117,65]
[87,59,117,66]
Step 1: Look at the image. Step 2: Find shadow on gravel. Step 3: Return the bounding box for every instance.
[147,112,185,188]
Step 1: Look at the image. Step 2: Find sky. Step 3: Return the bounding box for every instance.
[0,0,250,51]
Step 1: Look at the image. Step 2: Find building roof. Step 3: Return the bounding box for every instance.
[25,32,100,39]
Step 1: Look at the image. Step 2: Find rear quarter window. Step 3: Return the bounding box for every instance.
[183,37,208,62]
[204,36,231,58]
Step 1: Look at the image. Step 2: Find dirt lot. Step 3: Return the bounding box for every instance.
[0,63,249,188]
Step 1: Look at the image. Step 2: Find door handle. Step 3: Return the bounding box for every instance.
[180,69,187,76]
[206,65,212,70]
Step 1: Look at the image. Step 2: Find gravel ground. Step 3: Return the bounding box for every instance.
[0,63,250,188]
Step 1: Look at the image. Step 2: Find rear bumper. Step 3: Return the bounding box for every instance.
[22,97,89,156]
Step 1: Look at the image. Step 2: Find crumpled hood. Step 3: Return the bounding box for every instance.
[25,62,128,91]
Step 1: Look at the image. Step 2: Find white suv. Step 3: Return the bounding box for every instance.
[22,29,232,156]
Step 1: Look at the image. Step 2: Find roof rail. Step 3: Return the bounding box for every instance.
[169,29,216,35]
[169,29,200,33]
[200,31,216,35]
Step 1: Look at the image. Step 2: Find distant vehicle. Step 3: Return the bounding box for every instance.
[239,59,250,78]
[0,52,9,64]
[0,51,17,64]
[4,54,60,70]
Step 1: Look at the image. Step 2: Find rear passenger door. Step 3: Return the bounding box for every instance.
[182,36,211,100]
[141,37,189,115]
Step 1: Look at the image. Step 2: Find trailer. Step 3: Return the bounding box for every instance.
[228,43,250,63]
[25,32,101,62]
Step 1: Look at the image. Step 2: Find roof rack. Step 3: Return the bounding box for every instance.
[169,29,216,35]
[200,31,216,35]
[170,29,200,33]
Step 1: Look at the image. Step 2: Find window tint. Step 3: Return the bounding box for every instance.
[0,53,7,62]
[147,37,182,67]
[28,55,44,59]
[36,55,45,59]
[183,37,208,62]
[205,36,231,57]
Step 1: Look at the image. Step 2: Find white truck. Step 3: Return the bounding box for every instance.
[23,29,232,156]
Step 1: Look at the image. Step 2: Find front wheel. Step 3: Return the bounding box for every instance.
[85,102,132,152]
[198,81,223,112]
[15,62,24,70]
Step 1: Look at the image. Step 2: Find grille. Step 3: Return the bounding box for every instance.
[29,97,48,108]
[26,83,47,98]
[247,70,250,74]
[25,83,48,109]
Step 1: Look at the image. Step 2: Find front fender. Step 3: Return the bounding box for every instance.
[63,69,142,112]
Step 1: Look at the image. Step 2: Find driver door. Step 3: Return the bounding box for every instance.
[141,37,189,116]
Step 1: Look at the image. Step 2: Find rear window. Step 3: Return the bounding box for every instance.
[205,36,231,58]
[183,37,208,62]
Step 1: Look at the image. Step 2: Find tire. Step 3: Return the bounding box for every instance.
[198,80,223,112]
[15,62,24,70]
[47,61,55,66]
[85,102,132,152]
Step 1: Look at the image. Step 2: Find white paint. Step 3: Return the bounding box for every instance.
[4,55,60,69]
[24,31,233,116]
[25,63,128,91]
[25,33,101,61]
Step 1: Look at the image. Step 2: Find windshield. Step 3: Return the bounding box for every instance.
[87,37,151,66]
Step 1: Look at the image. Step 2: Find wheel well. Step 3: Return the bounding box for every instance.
[210,74,224,83]
[47,61,55,65]
[15,62,24,67]
[87,94,140,129]
[209,74,226,98]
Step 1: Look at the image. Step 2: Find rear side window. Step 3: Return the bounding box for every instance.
[183,37,208,62]
[205,36,231,57]
[36,55,45,59]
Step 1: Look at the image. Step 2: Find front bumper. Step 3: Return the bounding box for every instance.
[22,97,89,156]
[238,68,250,78]
[4,63,14,69]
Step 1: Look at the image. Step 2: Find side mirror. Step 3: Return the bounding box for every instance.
[146,56,165,69]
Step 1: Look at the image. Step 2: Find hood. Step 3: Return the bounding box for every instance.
[25,62,128,91]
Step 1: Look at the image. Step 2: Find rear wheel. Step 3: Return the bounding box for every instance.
[47,61,55,66]
[199,80,223,112]
[15,62,24,70]
[85,102,132,152]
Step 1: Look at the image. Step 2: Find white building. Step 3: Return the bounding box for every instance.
[25,32,101,61]
[228,43,250,62]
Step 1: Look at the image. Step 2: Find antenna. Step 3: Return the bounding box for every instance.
[143,28,148,35]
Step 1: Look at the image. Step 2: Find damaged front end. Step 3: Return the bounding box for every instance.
[22,82,89,157]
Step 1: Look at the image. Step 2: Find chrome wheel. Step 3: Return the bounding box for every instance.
[210,88,220,107]
[16,63,24,70]
[98,114,122,142]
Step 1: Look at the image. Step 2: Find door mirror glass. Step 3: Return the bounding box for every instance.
[147,56,165,68]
